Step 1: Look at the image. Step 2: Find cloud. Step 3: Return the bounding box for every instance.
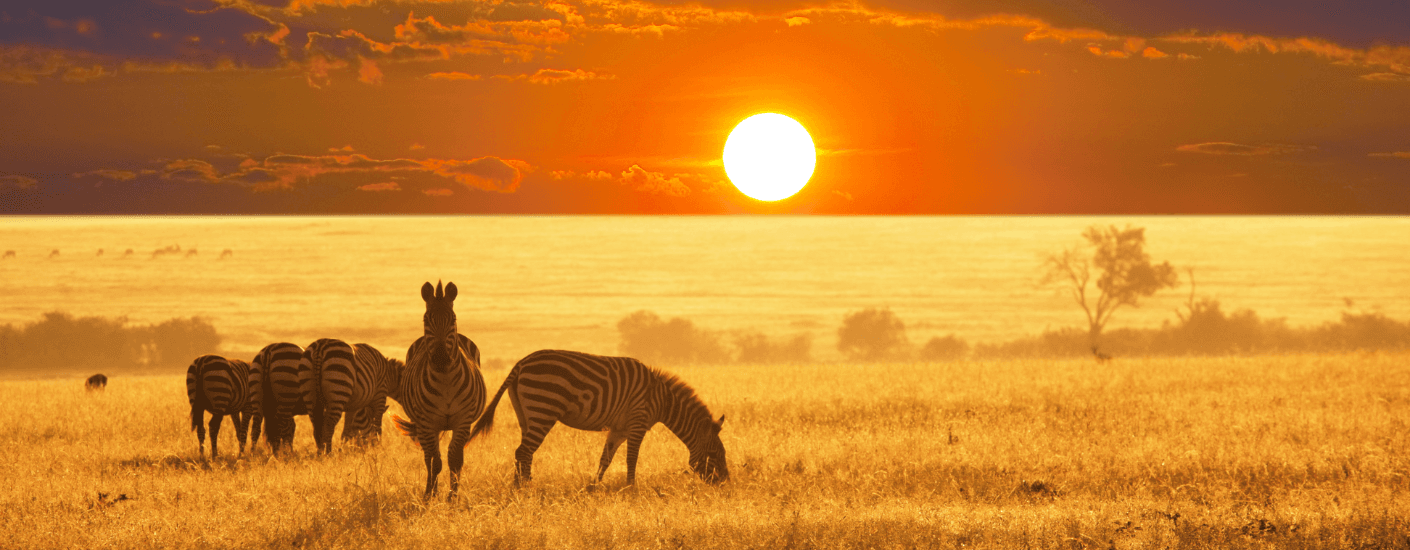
[784,17,810,27]
[73,169,140,181]
[525,68,613,84]
[0,174,38,189]
[421,156,531,192]
[421,188,454,196]
[100,152,533,193]
[1142,47,1168,59]
[427,71,482,81]
[1369,151,1410,159]
[1361,72,1410,82]
[1176,142,1314,156]
[357,182,401,191]
[619,165,690,197]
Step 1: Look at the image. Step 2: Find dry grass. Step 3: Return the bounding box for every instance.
[3,353,1409,549]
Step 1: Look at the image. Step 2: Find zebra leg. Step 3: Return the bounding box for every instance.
[234,410,251,456]
[250,408,264,452]
[310,406,326,455]
[209,414,225,459]
[595,431,628,483]
[446,428,470,501]
[514,418,555,486]
[368,398,387,444]
[623,423,650,485]
[320,409,343,454]
[192,405,207,458]
[418,429,443,498]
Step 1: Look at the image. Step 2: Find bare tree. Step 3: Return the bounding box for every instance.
[1042,225,1178,348]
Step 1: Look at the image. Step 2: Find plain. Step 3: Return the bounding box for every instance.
[3,353,1408,549]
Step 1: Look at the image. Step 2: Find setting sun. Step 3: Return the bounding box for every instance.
[722,113,816,202]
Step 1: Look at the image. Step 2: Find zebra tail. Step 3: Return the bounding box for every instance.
[392,414,417,440]
[467,368,515,443]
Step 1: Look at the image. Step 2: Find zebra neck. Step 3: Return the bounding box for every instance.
[657,385,711,449]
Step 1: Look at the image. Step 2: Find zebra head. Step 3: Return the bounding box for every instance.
[420,281,460,371]
[689,415,729,484]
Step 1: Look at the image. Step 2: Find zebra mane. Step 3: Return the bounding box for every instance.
[650,366,711,418]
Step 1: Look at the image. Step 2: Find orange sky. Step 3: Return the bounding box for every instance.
[2,0,1409,213]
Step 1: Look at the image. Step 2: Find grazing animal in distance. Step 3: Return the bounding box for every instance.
[86,374,108,392]
[185,249,198,258]
[469,349,728,486]
[2,250,13,259]
[392,281,486,500]
[254,342,308,454]
[122,249,134,258]
[1092,346,1112,363]
[219,249,233,260]
[302,338,356,455]
[48,249,59,258]
[96,249,104,257]
[186,355,262,458]
[319,343,403,447]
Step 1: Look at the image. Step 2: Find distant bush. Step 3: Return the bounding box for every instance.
[617,310,730,365]
[837,308,911,362]
[918,334,969,362]
[0,312,221,374]
[734,331,812,364]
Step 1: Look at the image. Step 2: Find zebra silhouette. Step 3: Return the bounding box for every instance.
[469,349,728,485]
[48,249,59,258]
[392,281,486,500]
[254,342,307,454]
[303,338,356,455]
[2,250,14,259]
[86,373,108,392]
[186,355,262,458]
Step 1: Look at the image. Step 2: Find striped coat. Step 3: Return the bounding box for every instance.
[469,349,728,485]
[318,343,403,446]
[393,281,487,499]
[186,355,262,458]
[303,338,356,455]
[253,342,307,454]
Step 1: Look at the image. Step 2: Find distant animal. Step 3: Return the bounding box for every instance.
[185,249,198,258]
[318,343,403,448]
[254,342,307,454]
[302,338,356,455]
[86,374,108,392]
[2,250,13,259]
[95,249,104,257]
[122,249,134,258]
[469,349,729,486]
[219,249,233,260]
[1092,346,1112,363]
[48,249,59,258]
[391,281,486,500]
[186,355,263,459]
[151,244,181,259]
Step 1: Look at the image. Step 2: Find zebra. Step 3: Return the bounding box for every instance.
[85,373,107,392]
[316,342,404,448]
[302,338,356,455]
[468,349,728,486]
[392,281,486,500]
[254,342,307,454]
[185,355,262,458]
[1091,346,1112,363]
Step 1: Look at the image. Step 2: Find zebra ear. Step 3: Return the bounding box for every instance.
[421,282,435,302]
[715,415,725,430]
[445,282,458,302]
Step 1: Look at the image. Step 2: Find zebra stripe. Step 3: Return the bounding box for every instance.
[393,281,487,499]
[185,355,262,459]
[468,349,728,485]
[303,338,356,455]
[253,342,306,454]
[318,343,404,446]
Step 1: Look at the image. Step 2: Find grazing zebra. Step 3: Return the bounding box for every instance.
[254,342,307,454]
[96,249,104,257]
[219,249,233,259]
[2,250,14,259]
[317,342,403,448]
[468,349,728,486]
[302,338,356,455]
[122,249,134,258]
[392,281,486,499]
[48,249,59,258]
[85,373,107,392]
[185,355,262,458]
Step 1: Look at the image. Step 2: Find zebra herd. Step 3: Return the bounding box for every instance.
[185,281,728,499]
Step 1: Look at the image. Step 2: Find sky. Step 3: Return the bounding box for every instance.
[1,0,1408,214]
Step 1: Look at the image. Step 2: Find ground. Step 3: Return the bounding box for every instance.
[2,353,1408,549]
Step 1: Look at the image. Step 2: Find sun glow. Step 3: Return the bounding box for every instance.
[723,113,816,202]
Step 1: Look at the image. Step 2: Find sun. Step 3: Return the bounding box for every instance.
[722,113,816,202]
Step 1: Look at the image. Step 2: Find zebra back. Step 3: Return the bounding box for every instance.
[254,342,305,446]
[188,355,252,416]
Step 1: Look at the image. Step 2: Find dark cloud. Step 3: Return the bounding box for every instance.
[1176,142,1314,156]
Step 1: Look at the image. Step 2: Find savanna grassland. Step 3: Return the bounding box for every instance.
[4,353,1409,549]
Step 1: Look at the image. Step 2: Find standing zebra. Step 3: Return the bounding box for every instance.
[254,342,308,454]
[186,355,262,458]
[85,373,108,392]
[318,342,404,447]
[303,338,356,455]
[392,281,486,500]
[468,349,728,485]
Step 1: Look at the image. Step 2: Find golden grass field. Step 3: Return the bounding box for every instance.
[3,353,1408,549]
